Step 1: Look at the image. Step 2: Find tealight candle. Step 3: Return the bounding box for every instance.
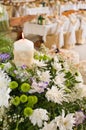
[13,33,34,67]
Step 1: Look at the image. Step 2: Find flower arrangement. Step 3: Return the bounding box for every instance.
[0,45,86,130]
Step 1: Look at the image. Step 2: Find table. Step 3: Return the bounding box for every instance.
[60,3,77,14]
[26,7,50,15]
[60,3,86,14]
[23,22,57,42]
[26,3,86,16]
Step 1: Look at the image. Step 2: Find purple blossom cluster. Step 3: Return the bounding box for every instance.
[31,79,48,93]
[0,53,10,62]
[75,111,86,126]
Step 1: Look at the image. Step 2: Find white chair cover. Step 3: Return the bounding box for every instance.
[56,15,69,48]
[68,14,79,44]
[64,14,80,49]
[80,15,86,44]
[63,16,70,34]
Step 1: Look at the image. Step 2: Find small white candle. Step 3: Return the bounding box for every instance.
[13,33,34,67]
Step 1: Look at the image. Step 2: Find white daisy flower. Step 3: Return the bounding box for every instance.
[45,86,67,104]
[0,69,11,107]
[75,72,83,84]
[0,88,10,107]
[51,56,62,71]
[29,108,49,127]
[54,73,65,86]
[63,61,70,70]
[68,83,86,102]
[53,56,59,63]
[34,60,46,67]
[77,84,86,98]
[40,121,57,130]
[67,86,83,102]
[37,70,51,83]
[55,110,75,130]
[3,62,12,71]
[52,62,62,71]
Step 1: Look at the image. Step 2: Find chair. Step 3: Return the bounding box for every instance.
[56,15,69,48]
[76,15,86,44]
[64,14,79,49]
[44,34,59,49]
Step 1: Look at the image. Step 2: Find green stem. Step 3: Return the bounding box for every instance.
[15,120,19,130]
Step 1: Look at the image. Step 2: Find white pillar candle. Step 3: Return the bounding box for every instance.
[13,34,34,67]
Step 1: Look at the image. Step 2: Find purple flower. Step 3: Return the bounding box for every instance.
[30,77,34,82]
[30,80,48,93]
[21,65,27,69]
[0,53,10,62]
[14,70,18,74]
[39,81,48,89]
[74,111,86,126]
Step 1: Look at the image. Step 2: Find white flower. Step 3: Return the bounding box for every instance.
[68,83,86,102]
[67,85,83,102]
[0,69,11,107]
[0,88,10,107]
[51,56,62,71]
[29,108,49,127]
[63,61,70,70]
[46,86,67,104]
[0,107,5,121]
[77,84,86,98]
[3,62,12,71]
[52,62,62,71]
[53,56,59,63]
[54,73,65,86]
[40,121,57,130]
[75,72,83,84]
[55,110,75,130]
[37,70,51,83]
[34,60,46,67]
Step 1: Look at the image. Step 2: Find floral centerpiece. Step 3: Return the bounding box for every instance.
[0,45,86,130]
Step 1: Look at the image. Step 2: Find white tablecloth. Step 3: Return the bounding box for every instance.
[60,3,77,14]
[60,3,86,14]
[77,3,86,10]
[23,23,57,42]
[26,7,50,15]
[25,3,86,16]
